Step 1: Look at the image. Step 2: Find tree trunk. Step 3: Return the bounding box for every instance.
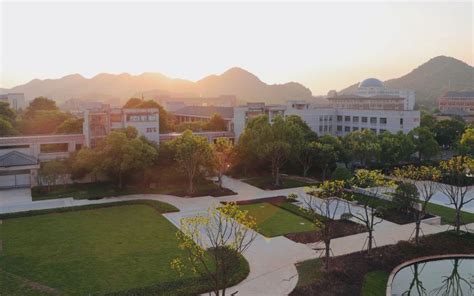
[275,166,280,187]
[455,209,461,234]
[188,175,194,195]
[367,229,373,257]
[324,239,330,271]
[303,165,309,177]
[218,173,223,189]
[415,220,421,246]
[118,173,123,190]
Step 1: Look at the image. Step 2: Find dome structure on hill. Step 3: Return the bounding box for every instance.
[359,78,384,88]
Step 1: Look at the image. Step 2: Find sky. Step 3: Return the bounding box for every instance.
[0,1,472,95]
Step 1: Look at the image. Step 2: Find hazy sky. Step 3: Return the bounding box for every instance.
[1,1,472,94]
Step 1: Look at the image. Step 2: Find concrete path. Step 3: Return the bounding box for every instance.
[0,176,458,295]
[0,188,32,207]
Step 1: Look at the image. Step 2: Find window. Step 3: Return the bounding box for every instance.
[345,116,350,122]
[380,117,387,124]
[400,118,404,125]
[337,116,343,122]
[380,129,386,133]
[362,117,368,123]
[370,117,377,124]
[146,127,157,133]
[324,126,328,132]
[344,126,351,132]
[337,125,342,131]
[319,126,323,132]
[319,116,323,122]
[353,116,359,123]
[148,115,157,121]
[370,128,377,133]
[352,127,359,131]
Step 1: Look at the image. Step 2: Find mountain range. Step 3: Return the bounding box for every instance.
[2,55,473,108]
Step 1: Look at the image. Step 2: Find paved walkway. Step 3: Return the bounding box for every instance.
[0,176,457,295]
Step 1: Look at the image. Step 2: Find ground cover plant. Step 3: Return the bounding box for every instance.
[291,231,474,296]
[0,203,248,295]
[242,175,317,190]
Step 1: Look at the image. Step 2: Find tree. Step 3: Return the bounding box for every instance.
[55,117,83,134]
[40,160,69,191]
[237,115,304,186]
[169,130,214,194]
[409,127,440,162]
[345,130,380,167]
[123,98,172,132]
[205,113,227,131]
[212,137,235,189]
[314,141,337,181]
[96,129,158,189]
[0,117,18,136]
[24,97,58,117]
[392,182,419,214]
[71,148,100,181]
[378,131,415,165]
[172,202,257,296]
[434,119,465,148]
[321,134,352,168]
[302,180,351,270]
[438,156,474,234]
[294,141,319,177]
[349,169,395,256]
[420,112,437,130]
[0,101,16,123]
[393,165,441,245]
[458,128,474,156]
[286,115,318,142]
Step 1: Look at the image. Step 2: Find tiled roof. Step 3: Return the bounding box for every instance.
[172,106,234,119]
[328,95,404,100]
[0,151,38,167]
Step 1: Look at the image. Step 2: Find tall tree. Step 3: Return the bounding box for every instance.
[212,137,235,188]
[169,130,214,194]
[434,119,465,148]
[24,96,58,117]
[172,202,257,296]
[95,128,158,189]
[314,141,337,181]
[55,117,83,134]
[205,113,227,131]
[409,127,440,162]
[345,130,380,167]
[295,141,319,177]
[458,128,474,156]
[0,117,18,136]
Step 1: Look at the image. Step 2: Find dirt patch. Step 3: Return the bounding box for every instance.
[285,220,366,244]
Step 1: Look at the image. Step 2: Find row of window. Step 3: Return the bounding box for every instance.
[146,127,157,133]
[127,115,158,122]
[337,115,388,124]
[336,126,387,133]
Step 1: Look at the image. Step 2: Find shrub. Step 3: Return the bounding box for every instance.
[392,183,419,213]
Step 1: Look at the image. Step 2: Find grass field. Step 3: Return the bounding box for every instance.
[361,271,389,296]
[243,176,317,190]
[426,202,474,225]
[0,204,246,295]
[239,202,318,237]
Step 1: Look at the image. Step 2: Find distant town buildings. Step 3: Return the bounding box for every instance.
[438,91,474,116]
[172,105,234,131]
[0,93,26,110]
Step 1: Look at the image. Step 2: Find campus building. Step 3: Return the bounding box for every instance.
[234,78,420,139]
[0,93,26,110]
[438,91,474,116]
[172,105,234,131]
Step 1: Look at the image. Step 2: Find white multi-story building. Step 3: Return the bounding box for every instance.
[0,93,26,110]
[234,78,420,139]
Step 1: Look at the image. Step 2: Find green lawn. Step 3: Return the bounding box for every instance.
[32,180,235,201]
[243,176,317,190]
[0,204,246,295]
[361,271,389,296]
[239,202,318,237]
[425,202,474,225]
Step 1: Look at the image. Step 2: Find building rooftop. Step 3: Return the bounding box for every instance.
[0,151,38,167]
[173,106,234,119]
[327,94,404,100]
[441,91,474,99]
[359,78,384,88]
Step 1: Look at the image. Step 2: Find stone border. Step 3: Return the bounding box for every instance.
[385,253,474,296]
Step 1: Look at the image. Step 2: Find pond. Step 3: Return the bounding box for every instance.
[389,256,474,295]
